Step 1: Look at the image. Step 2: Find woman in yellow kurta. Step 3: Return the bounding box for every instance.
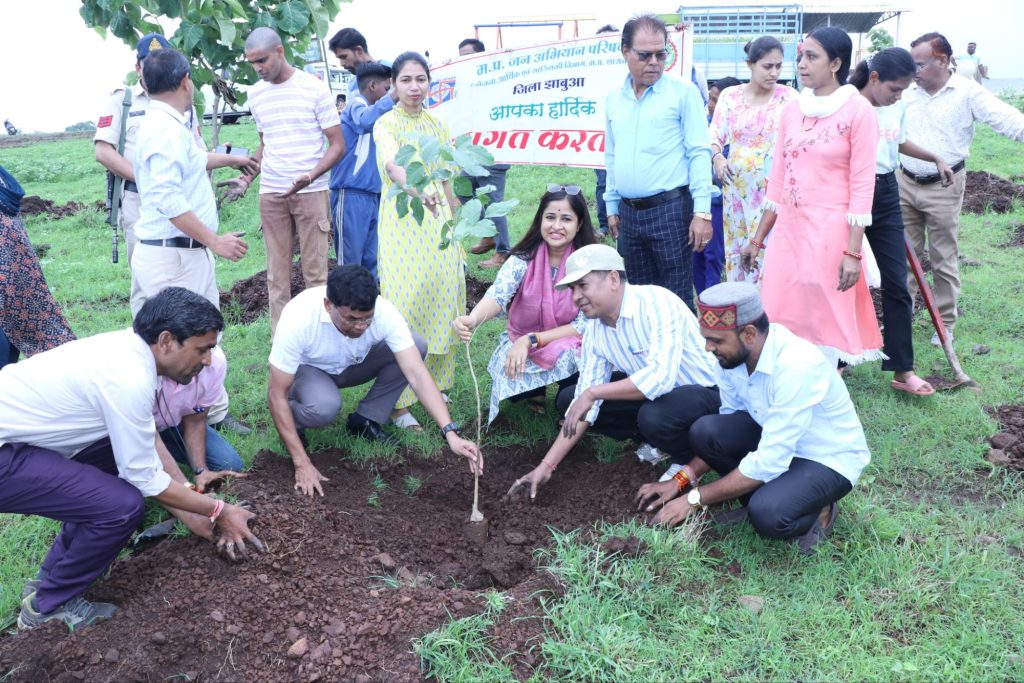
[375,51,465,428]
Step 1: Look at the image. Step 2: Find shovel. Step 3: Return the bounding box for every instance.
[904,234,981,393]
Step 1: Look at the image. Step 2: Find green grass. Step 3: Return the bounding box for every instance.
[2,122,1024,678]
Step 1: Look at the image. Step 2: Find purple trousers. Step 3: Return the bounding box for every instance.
[0,439,145,613]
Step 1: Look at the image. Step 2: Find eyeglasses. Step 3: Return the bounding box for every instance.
[547,184,582,195]
[629,48,669,63]
[915,58,935,73]
[339,315,374,328]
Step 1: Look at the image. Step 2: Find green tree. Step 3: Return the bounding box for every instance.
[868,27,894,53]
[79,0,348,143]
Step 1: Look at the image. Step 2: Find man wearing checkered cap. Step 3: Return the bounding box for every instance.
[636,282,871,555]
[506,244,720,502]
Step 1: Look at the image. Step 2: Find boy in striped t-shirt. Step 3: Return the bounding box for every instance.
[244,27,345,335]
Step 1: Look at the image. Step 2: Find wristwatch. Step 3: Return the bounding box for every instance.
[193,467,206,477]
[687,487,706,509]
[694,212,712,221]
[528,333,540,349]
[440,422,460,437]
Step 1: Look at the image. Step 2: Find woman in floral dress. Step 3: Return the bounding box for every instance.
[709,35,796,285]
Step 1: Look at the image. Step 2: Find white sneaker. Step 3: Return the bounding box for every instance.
[930,327,954,347]
[635,442,667,465]
[658,463,684,483]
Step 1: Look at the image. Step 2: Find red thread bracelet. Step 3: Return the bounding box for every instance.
[672,469,691,492]
[540,460,557,472]
[843,250,863,260]
[750,239,766,250]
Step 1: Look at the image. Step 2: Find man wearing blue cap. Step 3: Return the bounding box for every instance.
[636,281,872,554]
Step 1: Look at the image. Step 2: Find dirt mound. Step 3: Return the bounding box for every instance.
[1004,223,1024,248]
[220,259,339,324]
[466,274,490,311]
[0,441,657,681]
[19,196,101,219]
[962,171,1024,214]
[984,405,1024,471]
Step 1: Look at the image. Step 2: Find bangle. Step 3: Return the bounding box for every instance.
[209,498,225,524]
[540,459,557,472]
[305,172,313,184]
[843,250,863,260]
[749,238,766,250]
[183,481,196,491]
[672,468,692,492]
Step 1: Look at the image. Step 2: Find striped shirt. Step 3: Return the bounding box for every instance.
[248,69,339,194]
[133,100,217,241]
[574,284,717,423]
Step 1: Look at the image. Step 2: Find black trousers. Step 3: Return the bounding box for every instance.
[557,376,720,463]
[689,412,852,539]
[618,191,696,312]
[865,172,915,372]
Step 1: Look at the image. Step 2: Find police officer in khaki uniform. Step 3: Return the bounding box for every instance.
[94,34,206,264]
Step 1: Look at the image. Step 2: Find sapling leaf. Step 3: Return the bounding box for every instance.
[432,168,453,182]
[439,238,451,250]
[452,149,488,177]
[439,147,455,161]
[419,135,442,164]
[452,175,474,198]
[394,144,417,167]
[460,198,484,225]
[485,199,519,218]
[474,184,496,196]
[385,184,404,199]
[411,197,425,224]
[454,134,473,149]
[395,192,410,219]
[406,161,428,189]
[462,143,495,166]
[461,218,497,239]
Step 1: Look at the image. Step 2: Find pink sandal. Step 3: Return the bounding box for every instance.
[891,375,935,396]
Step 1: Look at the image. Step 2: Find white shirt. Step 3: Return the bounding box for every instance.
[900,74,1024,176]
[133,100,217,240]
[0,329,171,497]
[269,287,415,376]
[248,69,339,194]
[573,284,717,423]
[873,100,906,174]
[718,324,871,486]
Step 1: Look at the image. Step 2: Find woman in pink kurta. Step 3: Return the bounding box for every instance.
[741,27,884,366]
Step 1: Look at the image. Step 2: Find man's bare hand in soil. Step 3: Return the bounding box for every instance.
[294,463,329,497]
[635,480,681,512]
[505,461,555,501]
[215,503,265,561]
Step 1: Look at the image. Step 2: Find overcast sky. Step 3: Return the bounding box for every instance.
[1,0,1020,133]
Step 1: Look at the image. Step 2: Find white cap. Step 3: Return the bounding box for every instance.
[554,244,626,290]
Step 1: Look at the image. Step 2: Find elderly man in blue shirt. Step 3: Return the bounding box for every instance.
[637,282,872,555]
[604,13,713,312]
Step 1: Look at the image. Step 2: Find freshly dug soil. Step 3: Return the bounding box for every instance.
[1004,223,1024,248]
[19,196,102,219]
[219,259,338,324]
[962,171,1024,214]
[0,441,657,681]
[466,274,490,311]
[985,404,1024,472]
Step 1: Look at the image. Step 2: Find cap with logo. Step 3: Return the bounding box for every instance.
[136,33,171,61]
[554,244,626,290]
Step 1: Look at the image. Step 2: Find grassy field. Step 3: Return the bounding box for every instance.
[1,122,1023,679]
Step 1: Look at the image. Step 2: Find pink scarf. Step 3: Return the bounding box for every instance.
[507,243,582,370]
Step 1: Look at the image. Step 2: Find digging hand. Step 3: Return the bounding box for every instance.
[447,433,484,476]
[195,469,247,493]
[505,464,551,502]
[215,503,266,561]
[217,178,248,203]
[653,496,696,527]
[561,392,595,439]
[635,480,681,512]
[172,508,215,541]
[294,463,329,497]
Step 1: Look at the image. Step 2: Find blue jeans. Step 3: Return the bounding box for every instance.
[594,169,608,234]
[158,424,244,472]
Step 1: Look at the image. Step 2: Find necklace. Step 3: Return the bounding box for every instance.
[801,116,819,132]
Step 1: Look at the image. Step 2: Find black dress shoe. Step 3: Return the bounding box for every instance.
[347,414,399,447]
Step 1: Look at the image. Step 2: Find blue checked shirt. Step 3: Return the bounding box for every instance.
[720,324,871,486]
[133,100,218,240]
[603,74,713,216]
[573,284,717,424]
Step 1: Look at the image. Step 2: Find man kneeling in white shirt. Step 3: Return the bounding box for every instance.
[636,282,872,554]
[267,265,482,497]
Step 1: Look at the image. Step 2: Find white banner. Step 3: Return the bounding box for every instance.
[427,30,693,168]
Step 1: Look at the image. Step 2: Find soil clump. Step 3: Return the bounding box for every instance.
[962,171,1024,214]
[19,196,101,219]
[0,442,657,681]
[1004,223,1024,248]
[985,404,1024,472]
[466,273,490,311]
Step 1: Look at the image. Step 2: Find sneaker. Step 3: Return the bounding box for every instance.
[797,502,838,556]
[21,578,41,601]
[930,327,954,347]
[17,593,117,631]
[213,413,252,436]
[658,463,684,483]
[636,443,668,465]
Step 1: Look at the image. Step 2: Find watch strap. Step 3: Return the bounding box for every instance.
[440,422,460,437]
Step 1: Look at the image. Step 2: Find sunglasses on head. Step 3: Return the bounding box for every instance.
[547,184,581,195]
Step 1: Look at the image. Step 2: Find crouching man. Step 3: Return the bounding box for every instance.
[636,282,871,554]
[267,265,482,496]
[0,288,264,631]
[506,244,721,500]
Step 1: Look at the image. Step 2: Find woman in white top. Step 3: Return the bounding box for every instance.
[851,47,953,396]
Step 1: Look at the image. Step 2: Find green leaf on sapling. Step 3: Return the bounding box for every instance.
[452,175,474,198]
[418,135,441,165]
[411,197,425,225]
[394,144,417,168]
[485,199,519,218]
[395,192,410,219]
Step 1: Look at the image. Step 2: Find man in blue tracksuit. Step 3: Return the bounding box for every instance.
[328,62,396,278]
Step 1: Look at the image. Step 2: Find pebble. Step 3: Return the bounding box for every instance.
[986,449,1012,467]
[294,610,307,624]
[226,624,242,635]
[453,601,465,611]
[262,631,276,645]
[375,553,397,571]
[737,595,765,615]
[369,589,380,598]
[971,344,992,355]
[210,610,225,623]
[286,626,302,642]
[397,567,415,582]
[287,637,309,658]
[503,531,528,545]
[324,620,345,636]
[990,432,1019,450]
[150,632,167,646]
[973,535,999,545]
[103,648,119,663]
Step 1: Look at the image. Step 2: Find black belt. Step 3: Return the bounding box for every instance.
[139,237,205,249]
[900,160,965,185]
[876,171,895,181]
[621,186,687,211]
[123,180,138,193]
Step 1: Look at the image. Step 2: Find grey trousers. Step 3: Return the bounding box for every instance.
[289,334,427,427]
